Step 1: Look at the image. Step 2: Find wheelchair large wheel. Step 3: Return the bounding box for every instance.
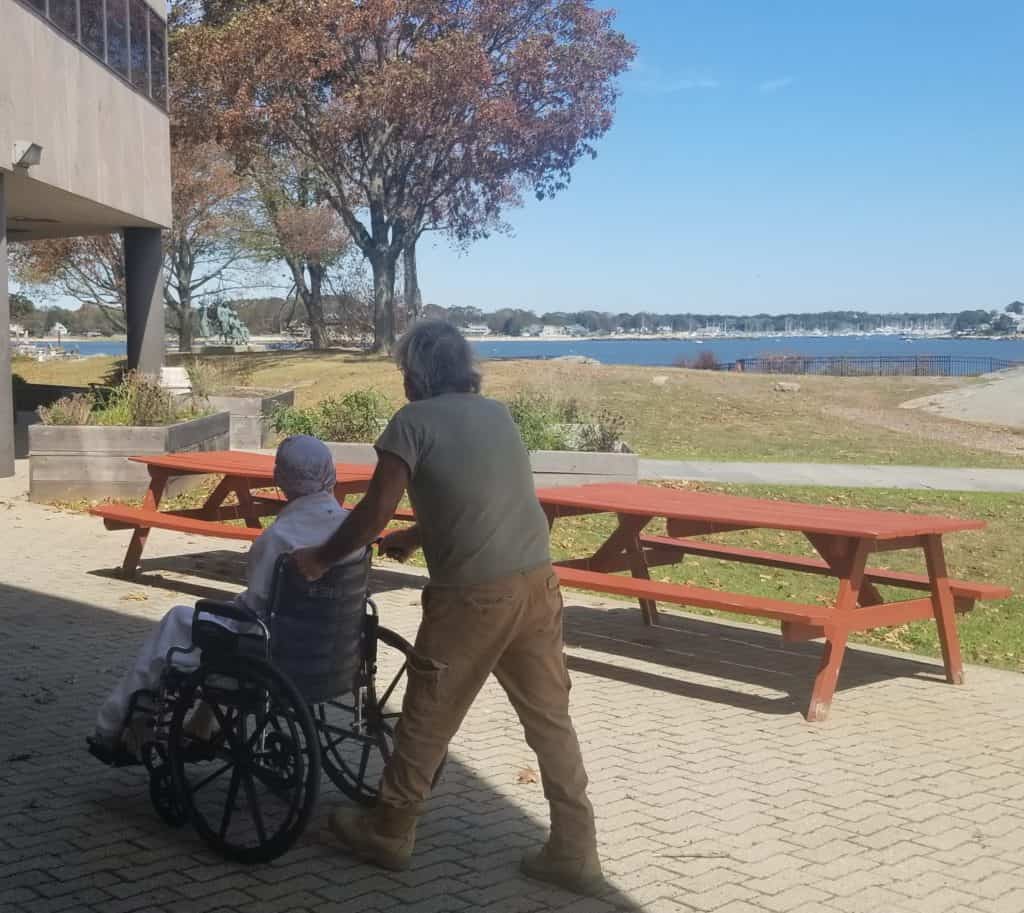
[168,654,320,864]
[317,625,445,805]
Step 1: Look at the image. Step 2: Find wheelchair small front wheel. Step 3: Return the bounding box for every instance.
[169,654,320,864]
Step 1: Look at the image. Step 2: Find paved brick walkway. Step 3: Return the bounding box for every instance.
[2,498,1023,913]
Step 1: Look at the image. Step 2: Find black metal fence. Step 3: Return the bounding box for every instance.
[726,355,1021,377]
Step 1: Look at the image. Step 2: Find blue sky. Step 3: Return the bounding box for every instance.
[419,1,1024,315]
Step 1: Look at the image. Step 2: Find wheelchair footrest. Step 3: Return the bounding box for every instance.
[86,735,143,768]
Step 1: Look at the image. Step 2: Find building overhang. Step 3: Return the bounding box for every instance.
[2,166,165,241]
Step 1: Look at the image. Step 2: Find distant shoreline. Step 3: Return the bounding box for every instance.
[466,332,1019,343]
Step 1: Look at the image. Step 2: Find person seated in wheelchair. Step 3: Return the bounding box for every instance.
[89,434,358,763]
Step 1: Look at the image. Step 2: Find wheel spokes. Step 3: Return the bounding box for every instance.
[219,766,242,840]
[190,760,234,796]
[242,770,268,845]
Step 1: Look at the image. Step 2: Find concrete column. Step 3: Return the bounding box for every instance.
[123,227,165,374]
[0,173,14,478]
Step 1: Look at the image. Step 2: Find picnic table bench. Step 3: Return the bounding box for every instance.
[537,483,1011,721]
[90,452,375,576]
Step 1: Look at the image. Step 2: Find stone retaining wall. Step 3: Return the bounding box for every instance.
[28,412,230,502]
[321,442,638,487]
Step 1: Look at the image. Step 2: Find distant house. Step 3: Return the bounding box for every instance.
[524,324,544,337]
[463,323,491,337]
[565,324,589,337]
[8,323,27,339]
[540,325,563,337]
[657,325,673,335]
[50,322,70,338]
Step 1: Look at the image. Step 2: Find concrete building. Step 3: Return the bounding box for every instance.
[1,0,171,477]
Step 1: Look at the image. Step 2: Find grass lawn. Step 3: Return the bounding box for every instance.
[547,484,1024,671]
[22,351,1024,467]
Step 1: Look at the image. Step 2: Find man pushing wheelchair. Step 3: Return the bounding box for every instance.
[90,322,602,896]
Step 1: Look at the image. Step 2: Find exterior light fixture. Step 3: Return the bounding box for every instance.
[12,142,43,169]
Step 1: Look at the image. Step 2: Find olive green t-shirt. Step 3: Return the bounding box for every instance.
[375,393,551,586]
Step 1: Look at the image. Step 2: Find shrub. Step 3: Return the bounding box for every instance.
[318,390,392,442]
[38,393,93,426]
[505,392,569,451]
[184,359,222,399]
[577,408,627,452]
[91,372,180,427]
[269,389,393,443]
[269,404,320,438]
[678,350,720,370]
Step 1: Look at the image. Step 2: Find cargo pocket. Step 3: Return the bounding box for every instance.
[561,651,573,693]
[405,652,448,704]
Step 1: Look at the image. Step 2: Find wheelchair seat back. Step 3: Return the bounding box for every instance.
[269,551,371,704]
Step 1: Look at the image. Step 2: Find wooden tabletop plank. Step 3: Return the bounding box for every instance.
[535,482,984,540]
[129,451,375,483]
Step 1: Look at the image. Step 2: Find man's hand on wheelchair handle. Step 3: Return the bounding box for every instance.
[293,453,411,579]
[292,545,331,582]
[379,526,420,563]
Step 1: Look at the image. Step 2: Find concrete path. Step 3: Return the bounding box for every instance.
[900,367,1024,430]
[3,498,1024,912]
[641,459,1024,492]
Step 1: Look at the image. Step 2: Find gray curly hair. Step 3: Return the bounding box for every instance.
[394,320,482,401]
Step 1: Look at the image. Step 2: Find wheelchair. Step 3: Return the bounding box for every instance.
[89,551,433,863]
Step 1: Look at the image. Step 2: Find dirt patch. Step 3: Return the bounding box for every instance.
[900,368,1024,430]
[828,404,1024,458]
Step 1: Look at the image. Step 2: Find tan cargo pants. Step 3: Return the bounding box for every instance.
[375,562,597,856]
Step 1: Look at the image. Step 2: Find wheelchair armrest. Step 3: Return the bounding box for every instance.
[194,599,262,626]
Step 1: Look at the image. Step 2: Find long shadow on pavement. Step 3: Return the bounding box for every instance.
[94,550,948,719]
[0,580,644,913]
[561,600,948,718]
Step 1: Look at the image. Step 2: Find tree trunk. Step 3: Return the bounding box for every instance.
[178,308,194,353]
[403,241,422,326]
[370,252,397,353]
[302,262,329,350]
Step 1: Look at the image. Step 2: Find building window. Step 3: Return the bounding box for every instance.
[14,0,168,111]
[80,0,106,60]
[106,0,131,80]
[129,0,150,93]
[48,0,79,38]
[149,15,167,108]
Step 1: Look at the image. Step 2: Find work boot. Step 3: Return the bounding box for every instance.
[521,843,606,896]
[328,806,416,871]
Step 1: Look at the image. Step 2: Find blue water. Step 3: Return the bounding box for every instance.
[470,336,1024,366]
[17,335,1024,366]
[17,339,127,357]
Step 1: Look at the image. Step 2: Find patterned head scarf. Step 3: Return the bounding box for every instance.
[274,435,337,500]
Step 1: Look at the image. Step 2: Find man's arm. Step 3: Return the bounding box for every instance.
[293,451,410,580]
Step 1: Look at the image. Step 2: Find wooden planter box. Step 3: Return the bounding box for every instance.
[205,391,294,450]
[322,442,638,487]
[28,412,230,503]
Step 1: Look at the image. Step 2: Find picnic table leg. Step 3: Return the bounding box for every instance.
[923,534,965,685]
[807,538,870,722]
[588,515,658,625]
[806,533,885,607]
[200,477,238,518]
[233,484,264,530]
[122,469,169,578]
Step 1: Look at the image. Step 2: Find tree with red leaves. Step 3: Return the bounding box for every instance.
[176,0,635,352]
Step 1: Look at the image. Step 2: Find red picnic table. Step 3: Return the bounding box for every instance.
[535,483,1011,721]
[91,455,1010,721]
[90,451,375,577]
